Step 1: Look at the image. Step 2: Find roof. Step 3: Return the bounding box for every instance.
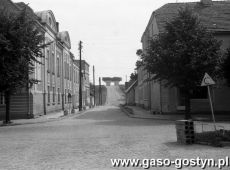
[142,1,230,39]
[125,80,137,93]
[75,60,89,66]
[36,10,58,33]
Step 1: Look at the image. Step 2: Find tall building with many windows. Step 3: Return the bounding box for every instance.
[0,0,90,119]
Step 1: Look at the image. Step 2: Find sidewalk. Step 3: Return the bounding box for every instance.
[123,105,230,122]
[122,105,230,131]
[123,106,184,121]
[0,108,90,127]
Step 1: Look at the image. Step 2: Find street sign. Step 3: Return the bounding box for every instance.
[201,73,216,130]
[201,73,215,86]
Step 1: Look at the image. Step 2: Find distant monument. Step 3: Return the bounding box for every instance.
[102,77,122,86]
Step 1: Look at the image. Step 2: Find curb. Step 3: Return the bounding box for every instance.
[120,105,179,121]
[0,108,92,127]
[120,106,230,122]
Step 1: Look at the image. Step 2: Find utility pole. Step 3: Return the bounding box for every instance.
[93,66,95,107]
[79,41,83,111]
[99,77,102,105]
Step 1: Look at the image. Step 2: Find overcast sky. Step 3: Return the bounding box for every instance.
[13,0,199,84]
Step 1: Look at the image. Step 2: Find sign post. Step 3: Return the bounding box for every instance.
[201,73,216,130]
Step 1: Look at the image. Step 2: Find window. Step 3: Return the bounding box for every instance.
[52,53,55,74]
[76,70,78,83]
[0,93,5,105]
[65,89,67,104]
[64,61,66,79]
[58,88,60,104]
[73,70,75,83]
[47,86,50,104]
[57,57,60,77]
[70,64,72,81]
[68,63,70,80]
[49,17,52,26]
[47,50,50,72]
[53,87,55,103]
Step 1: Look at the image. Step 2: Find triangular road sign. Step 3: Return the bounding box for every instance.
[201,73,215,86]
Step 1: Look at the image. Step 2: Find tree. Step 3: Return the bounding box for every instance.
[135,49,144,69]
[223,48,230,86]
[130,72,137,82]
[0,7,46,123]
[141,7,222,119]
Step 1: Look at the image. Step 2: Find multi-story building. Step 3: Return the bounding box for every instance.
[75,60,90,108]
[137,0,230,113]
[0,0,90,119]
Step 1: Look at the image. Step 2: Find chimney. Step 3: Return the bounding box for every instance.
[56,22,59,32]
[200,0,212,6]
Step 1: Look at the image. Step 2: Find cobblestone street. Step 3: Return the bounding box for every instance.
[0,105,229,170]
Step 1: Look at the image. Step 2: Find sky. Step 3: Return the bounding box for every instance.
[13,0,199,85]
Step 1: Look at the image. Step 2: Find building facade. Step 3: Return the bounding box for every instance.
[75,60,90,108]
[0,0,90,119]
[136,0,230,113]
[125,80,138,106]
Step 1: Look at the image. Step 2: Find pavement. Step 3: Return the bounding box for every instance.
[105,85,125,106]
[123,105,230,122]
[0,107,91,126]
[0,83,125,127]
[122,105,184,121]
[122,105,230,131]
[0,105,230,170]
[0,86,230,169]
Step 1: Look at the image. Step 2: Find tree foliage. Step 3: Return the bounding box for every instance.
[0,7,46,122]
[141,7,222,119]
[223,48,230,86]
[0,8,45,92]
[142,7,222,90]
[130,72,137,82]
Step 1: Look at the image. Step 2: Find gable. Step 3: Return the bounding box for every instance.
[57,31,71,49]
[36,10,58,33]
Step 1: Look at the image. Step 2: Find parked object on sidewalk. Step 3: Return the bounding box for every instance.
[175,120,195,144]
